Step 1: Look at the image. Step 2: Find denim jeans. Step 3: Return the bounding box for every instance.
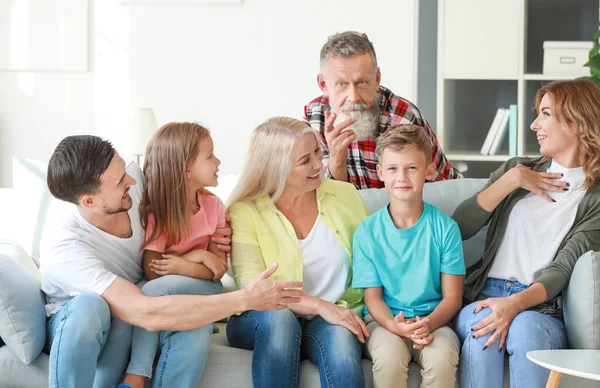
[46,275,221,388]
[47,292,133,388]
[226,309,365,388]
[455,278,568,388]
[127,275,222,388]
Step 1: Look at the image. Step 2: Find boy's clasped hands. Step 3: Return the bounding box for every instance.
[390,311,433,349]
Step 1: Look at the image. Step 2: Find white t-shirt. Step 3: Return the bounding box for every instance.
[488,161,587,285]
[299,215,350,307]
[40,162,145,316]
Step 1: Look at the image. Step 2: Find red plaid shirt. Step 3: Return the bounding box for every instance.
[304,85,462,189]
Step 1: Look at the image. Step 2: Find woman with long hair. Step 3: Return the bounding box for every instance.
[121,122,228,388]
[453,79,600,387]
[226,117,369,388]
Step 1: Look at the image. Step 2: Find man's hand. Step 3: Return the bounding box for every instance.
[150,254,190,276]
[243,263,304,311]
[324,110,356,164]
[318,302,369,343]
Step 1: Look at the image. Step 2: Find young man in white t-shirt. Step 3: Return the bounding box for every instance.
[40,135,303,388]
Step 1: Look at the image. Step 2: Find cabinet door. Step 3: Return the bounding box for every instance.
[441,0,522,79]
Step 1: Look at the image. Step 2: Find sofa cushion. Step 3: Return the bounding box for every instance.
[0,242,47,364]
[0,242,41,283]
[0,189,17,243]
[563,250,600,349]
[12,156,63,264]
[0,346,49,387]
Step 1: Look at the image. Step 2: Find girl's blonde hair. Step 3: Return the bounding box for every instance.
[140,122,210,248]
[226,117,316,207]
[535,79,600,188]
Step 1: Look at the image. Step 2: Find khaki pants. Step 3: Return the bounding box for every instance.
[365,314,460,388]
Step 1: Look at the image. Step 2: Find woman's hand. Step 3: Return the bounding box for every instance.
[211,213,232,256]
[471,297,521,350]
[510,164,567,202]
[318,302,369,343]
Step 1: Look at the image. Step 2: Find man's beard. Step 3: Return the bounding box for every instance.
[103,206,130,215]
[334,103,381,141]
[103,190,132,215]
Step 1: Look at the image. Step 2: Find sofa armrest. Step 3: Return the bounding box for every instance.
[0,189,16,241]
[563,251,600,349]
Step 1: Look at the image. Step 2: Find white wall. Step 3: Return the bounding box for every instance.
[0,0,131,188]
[0,0,417,187]
[129,0,417,177]
[0,72,94,187]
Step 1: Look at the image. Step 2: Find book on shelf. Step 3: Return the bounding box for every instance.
[480,108,507,155]
[508,104,518,156]
[489,109,511,155]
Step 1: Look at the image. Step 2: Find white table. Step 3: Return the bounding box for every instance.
[527,350,600,388]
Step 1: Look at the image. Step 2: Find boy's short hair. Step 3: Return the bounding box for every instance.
[375,124,432,164]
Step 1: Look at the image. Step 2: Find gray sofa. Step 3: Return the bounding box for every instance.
[1,157,599,387]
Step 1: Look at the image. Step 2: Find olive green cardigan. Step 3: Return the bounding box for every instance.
[452,157,600,316]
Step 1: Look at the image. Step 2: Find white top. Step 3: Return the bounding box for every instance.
[40,162,145,316]
[527,350,600,381]
[299,215,350,307]
[488,161,587,285]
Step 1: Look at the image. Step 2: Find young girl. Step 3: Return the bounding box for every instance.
[120,122,228,388]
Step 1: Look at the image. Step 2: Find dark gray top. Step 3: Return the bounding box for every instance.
[452,157,600,316]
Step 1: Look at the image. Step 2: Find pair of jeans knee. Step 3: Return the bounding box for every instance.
[457,303,559,344]
[261,309,301,330]
[46,292,114,354]
[66,292,111,333]
[255,310,358,349]
[228,309,360,356]
[456,302,567,365]
[140,275,222,297]
[254,309,302,351]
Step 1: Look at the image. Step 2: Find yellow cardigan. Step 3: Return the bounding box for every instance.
[229,178,369,315]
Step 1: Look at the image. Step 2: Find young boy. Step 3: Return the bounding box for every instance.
[352,124,465,388]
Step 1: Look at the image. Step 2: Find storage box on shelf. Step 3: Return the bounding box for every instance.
[436,0,597,177]
[543,41,594,76]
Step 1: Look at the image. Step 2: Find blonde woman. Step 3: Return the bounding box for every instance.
[453,79,600,387]
[226,117,369,388]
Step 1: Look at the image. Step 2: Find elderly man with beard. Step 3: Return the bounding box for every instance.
[305,31,462,189]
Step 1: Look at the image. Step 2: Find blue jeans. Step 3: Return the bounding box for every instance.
[47,292,133,388]
[226,309,365,388]
[455,278,568,388]
[127,275,222,388]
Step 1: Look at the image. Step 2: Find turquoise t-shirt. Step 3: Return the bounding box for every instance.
[352,202,465,318]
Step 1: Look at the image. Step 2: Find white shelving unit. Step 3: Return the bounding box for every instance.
[436,0,598,167]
